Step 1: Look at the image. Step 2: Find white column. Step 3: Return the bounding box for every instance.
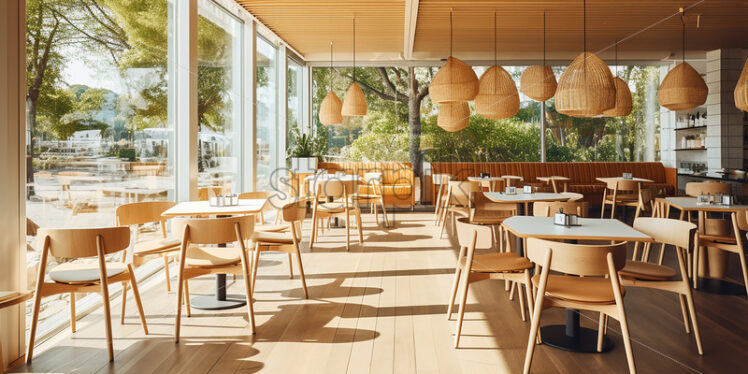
[303,65,312,134]
[242,20,255,192]
[705,48,746,171]
[0,0,27,365]
[174,0,198,201]
[278,47,288,170]
[249,21,258,191]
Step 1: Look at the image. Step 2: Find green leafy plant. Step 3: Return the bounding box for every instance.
[287,126,326,161]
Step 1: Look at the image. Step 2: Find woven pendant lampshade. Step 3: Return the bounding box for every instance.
[437,101,470,132]
[658,62,707,111]
[555,52,616,117]
[342,17,367,116]
[602,77,633,117]
[521,65,557,102]
[430,56,479,103]
[736,58,748,112]
[476,66,519,119]
[320,91,343,125]
[342,82,367,116]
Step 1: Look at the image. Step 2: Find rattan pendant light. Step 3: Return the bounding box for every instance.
[476,12,519,120]
[429,11,479,103]
[736,58,748,112]
[437,101,470,132]
[555,0,616,117]
[603,41,633,117]
[520,12,557,102]
[342,17,367,117]
[658,9,707,111]
[319,42,343,125]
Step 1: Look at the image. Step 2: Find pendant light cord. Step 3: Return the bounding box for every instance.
[329,41,333,92]
[494,11,497,67]
[449,10,453,56]
[352,17,356,82]
[681,11,686,64]
[583,0,586,53]
[542,11,546,67]
[615,39,618,77]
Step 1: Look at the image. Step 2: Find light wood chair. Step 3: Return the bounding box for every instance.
[28,227,149,362]
[533,201,589,218]
[355,172,390,227]
[501,175,524,187]
[171,215,256,342]
[523,238,635,374]
[549,176,570,193]
[696,211,748,296]
[432,174,452,226]
[239,191,286,232]
[600,179,644,219]
[197,186,228,201]
[618,217,703,355]
[310,179,363,251]
[439,181,479,239]
[116,201,182,323]
[470,191,516,252]
[685,181,731,197]
[250,200,309,298]
[559,192,584,201]
[478,178,504,192]
[0,291,32,373]
[448,218,534,348]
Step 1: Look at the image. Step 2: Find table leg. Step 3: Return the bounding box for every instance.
[540,310,613,353]
[516,203,525,256]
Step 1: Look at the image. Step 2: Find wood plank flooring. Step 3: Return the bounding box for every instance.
[11,212,748,373]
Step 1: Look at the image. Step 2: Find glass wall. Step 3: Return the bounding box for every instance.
[256,37,278,190]
[197,0,243,192]
[288,59,304,136]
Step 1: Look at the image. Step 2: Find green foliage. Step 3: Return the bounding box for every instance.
[118,147,136,161]
[287,127,326,160]
[341,111,410,162]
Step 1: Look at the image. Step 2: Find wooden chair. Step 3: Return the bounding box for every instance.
[310,179,363,251]
[685,181,731,197]
[523,238,635,374]
[355,172,390,227]
[116,201,182,323]
[470,191,516,252]
[549,176,569,193]
[618,217,703,355]
[478,178,504,192]
[533,201,589,218]
[559,192,584,201]
[239,191,286,232]
[501,175,524,187]
[28,227,149,362]
[0,291,32,373]
[600,179,642,219]
[432,174,452,226]
[439,181,479,239]
[448,218,534,348]
[696,211,748,296]
[171,215,256,342]
[197,186,227,201]
[250,200,309,298]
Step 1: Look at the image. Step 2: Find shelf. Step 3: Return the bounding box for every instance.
[675,147,707,151]
[674,125,707,131]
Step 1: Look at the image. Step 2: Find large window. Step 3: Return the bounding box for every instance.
[256,37,278,191]
[288,58,304,136]
[197,0,243,192]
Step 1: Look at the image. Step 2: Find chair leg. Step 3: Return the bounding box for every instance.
[454,270,471,348]
[174,255,187,343]
[381,199,390,227]
[345,209,351,251]
[523,272,534,323]
[163,253,172,292]
[616,306,637,374]
[600,201,606,218]
[692,245,700,289]
[439,207,449,239]
[127,266,149,335]
[597,312,605,352]
[677,294,691,334]
[120,281,128,324]
[183,280,191,317]
[0,338,4,374]
[294,246,309,299]
[70,292,77,333]
[522,292,545,374]
[738,250,748,297]
[239,248,256,335]
[287,253,294,279]
[251,245,261,297]
[26,285,45,362]
[683,286,704,355]
[447,265,462,320]
[517,283,527,322]
[97,269,114,361]
[509,281,517,300]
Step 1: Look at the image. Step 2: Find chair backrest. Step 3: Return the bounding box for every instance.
[633,217,696,250]
[733,211,748,232]
[39,227,131,258]
[613,179,640,193]
[502,175,523,186]
[526,237,628,276]
[533,201,589,217]
[171,215,254,245]
[685,181,731,197]
[432,173,451,185]
[455,217,494,250]
[282,200,307,223]
[364,172,383,183]
[479,179,504,192]
[115,201,176,226]
[197,186,227,201]
[315,179,354,199]
[448,181,479,207]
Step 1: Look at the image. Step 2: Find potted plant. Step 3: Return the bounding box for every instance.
[287,126,325,174]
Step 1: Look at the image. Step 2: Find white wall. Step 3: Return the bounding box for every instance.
[0,0,27,367]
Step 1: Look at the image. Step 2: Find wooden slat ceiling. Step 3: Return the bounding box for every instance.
[235,0,748,63]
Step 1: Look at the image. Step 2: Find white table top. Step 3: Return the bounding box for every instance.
[162,199,267,217]
[484,192,571,203]
[537,176,570,182]
[665,196,748,212]
[467,176,504,181]
[101,186,168,195]
[304,174,361,182]
[596,176,653,184]
[502,216,652,242]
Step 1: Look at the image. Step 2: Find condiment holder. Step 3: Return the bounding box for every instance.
[209,193,239,207]
[553,208,581,227]
[622,172,633,180]
[523,185,533,194]
[504,186,517,195]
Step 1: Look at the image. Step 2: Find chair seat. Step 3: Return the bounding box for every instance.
[605,194,638,202]
[255,223,288,232]
[251,231,294,244]
[49,262,128,284]
[133,237,181,255]
[316,203,349,212]
[619,260,677,280]
[699,234,737,245]
[461,252,532,273]
[532,274,622,304]
[449,206,470,217]
[185,246,241,267]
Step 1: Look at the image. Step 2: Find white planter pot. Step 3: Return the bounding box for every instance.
[291,157,318,174]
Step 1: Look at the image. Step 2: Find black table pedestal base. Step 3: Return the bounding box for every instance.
[540,325,613,353]
[696,278,746,295]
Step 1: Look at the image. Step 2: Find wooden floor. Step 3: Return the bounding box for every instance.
[12,212,748,373]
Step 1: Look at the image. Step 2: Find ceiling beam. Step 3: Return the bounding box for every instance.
[403,0,419,60]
